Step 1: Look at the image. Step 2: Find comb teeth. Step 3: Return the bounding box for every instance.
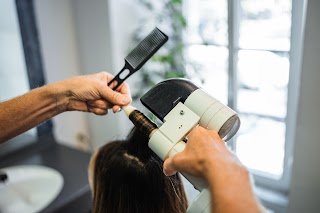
[125,28,168,70]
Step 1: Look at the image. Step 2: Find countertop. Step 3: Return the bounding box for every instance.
[0,134,92,212]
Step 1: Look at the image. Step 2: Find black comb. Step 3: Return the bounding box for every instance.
[108,27,168,90]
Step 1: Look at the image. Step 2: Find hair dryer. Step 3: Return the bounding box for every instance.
[123,78,240,212]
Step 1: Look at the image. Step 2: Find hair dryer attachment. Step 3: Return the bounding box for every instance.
[219,115,240,141]
[141,79,240,141]
[123,105,158,138]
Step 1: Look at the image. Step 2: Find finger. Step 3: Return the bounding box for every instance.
[108,79,119,90]
[99,71,119,90]
[67,100,88,112]
[87,99,112,109]
[163,157,178,176]
[112,105,122,113]
[98,71,114,82]
[97,72,132,105]
[101,87,131,106]
[112,82,131,105]
[88,106,108,115]
[116,82,131,97]
[96,71,117,89]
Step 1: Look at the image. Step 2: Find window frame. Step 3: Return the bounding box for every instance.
[16,0,53,136]
[184,0,307,195]
[226,0,307,193]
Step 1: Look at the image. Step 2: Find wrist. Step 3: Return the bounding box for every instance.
[204,155,249,188]
[47,81,71,114]
[205,160,264,212]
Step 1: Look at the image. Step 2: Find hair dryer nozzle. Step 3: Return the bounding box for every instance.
[123,105,158,138]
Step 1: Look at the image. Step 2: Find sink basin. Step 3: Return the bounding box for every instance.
[0,165,64,213]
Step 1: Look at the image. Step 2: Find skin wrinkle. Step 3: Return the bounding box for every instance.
[111,91,120,103]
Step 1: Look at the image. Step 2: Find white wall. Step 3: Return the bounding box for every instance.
[287,0,320,212]
[71,0,143,148]
[34,0,90,149]
[70,0,119,149]
[34,0,143,149]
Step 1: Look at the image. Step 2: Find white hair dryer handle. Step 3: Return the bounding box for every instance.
[187,188,211,213]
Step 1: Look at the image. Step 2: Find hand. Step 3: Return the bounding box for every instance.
[163,126,243,181]
[56,72,131,115]
[163,127,266,213]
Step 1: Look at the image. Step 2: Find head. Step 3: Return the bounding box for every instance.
[88,127,188,213]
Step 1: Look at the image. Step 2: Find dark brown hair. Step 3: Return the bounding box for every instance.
[90,127,188,213]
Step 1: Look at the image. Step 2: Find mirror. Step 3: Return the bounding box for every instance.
[0,0,52,157]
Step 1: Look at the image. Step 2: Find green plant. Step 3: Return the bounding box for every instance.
[132,0,191,100]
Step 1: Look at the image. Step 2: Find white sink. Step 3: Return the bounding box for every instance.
[0,165,64,213]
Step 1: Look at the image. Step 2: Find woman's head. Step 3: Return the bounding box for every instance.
[89,127,188,213]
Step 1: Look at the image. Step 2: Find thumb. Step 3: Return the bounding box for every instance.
[102,86,131,105]
[163,157,177,176]
[163,153,184,176]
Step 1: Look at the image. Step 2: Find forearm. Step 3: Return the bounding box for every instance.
[206,162,265,213]
[0,83,68,143]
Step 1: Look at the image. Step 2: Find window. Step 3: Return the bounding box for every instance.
[0,0,52,157]
[185,0,305,194]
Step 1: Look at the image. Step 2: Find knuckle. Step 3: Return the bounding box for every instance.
[96,100,107,108]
